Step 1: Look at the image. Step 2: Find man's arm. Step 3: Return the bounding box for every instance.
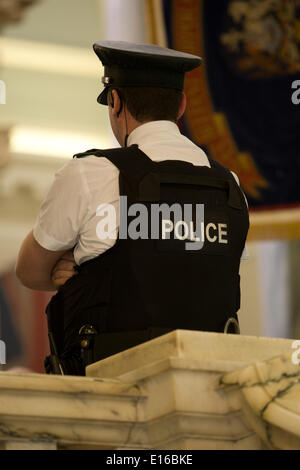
[15,230,72,291]
[15,158,91,291]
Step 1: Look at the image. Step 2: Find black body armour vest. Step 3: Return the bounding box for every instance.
[45,144,249,375]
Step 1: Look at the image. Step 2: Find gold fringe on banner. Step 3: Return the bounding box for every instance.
[144,0,300,241]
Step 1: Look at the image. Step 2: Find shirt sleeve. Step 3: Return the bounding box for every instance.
[33,158,91,251]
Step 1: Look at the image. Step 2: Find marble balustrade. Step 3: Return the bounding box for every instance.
[0,330,299,450]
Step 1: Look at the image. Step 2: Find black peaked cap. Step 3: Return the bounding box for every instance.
[93,40,202,105]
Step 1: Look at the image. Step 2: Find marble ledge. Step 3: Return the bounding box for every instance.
[0,371,146,423]
[0,330,299,450]
[86,329,296,380]
[0,371,147,450]
[0,370,133,396]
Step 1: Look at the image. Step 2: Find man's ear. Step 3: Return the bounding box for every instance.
[177,92,186,121]
[108,89,114,108]
[110,89,122,117]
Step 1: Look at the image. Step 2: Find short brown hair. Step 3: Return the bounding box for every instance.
[108,87,182,123]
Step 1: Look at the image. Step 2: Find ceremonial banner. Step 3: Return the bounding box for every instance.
[146,0,300,239]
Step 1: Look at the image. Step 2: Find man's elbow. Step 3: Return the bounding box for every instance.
[15,261,33,289]
[15,230,64,291]
[15,259,39,290]
[15,260,23,282]
[15,265,54,291]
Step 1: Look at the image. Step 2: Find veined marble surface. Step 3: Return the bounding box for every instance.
[87,330,298,450]
[0,371,147,450]
[220,351,300,449]
[0,330,298,450]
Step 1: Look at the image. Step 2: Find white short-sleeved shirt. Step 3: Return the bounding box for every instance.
[33,120,247,265]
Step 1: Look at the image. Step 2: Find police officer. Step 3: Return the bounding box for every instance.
[16,41,249,376]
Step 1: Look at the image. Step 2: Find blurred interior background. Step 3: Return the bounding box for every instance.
[0,0,299,373]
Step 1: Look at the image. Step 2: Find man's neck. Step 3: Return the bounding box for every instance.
[121,116,145,147]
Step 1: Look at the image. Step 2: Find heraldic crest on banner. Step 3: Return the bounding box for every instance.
[220,0,300,78]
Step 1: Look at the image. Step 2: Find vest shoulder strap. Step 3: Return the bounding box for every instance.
[74,146,235,182]
[74,145,245,209]
[74,144,154,178]
[207,156,234,181]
